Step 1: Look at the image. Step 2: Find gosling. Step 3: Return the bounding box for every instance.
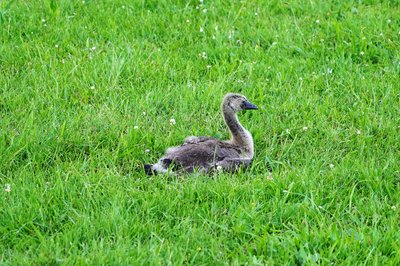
[144,93,258,175]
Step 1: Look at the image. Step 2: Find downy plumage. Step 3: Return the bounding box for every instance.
[144,93,258,175]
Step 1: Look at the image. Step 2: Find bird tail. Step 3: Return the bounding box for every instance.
[144,164,157,175]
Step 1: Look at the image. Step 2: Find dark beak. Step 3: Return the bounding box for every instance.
[243,100,258,110]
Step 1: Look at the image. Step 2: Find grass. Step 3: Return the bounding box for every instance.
[1,0,399,264]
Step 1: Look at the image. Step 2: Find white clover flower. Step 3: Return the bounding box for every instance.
[134,125,139,129]
[170,118,176,125]
[55,44,59,48]
[82,0,85,3]
[5,184,11,193]
[212,35,216,40]
[356,129,361,135]
[186,19,190,23]
[122,5,125,9]
[91,46,96,51]
[299,77,303,81]
[200,27,204,33]
[387,19,391,23]
[391,205,396,210]
[315,19,320,24]
[255,12,258,16]
[201,52,207,58]
[143,111,146,115]
[285,128,290,134]
[203,9,207,13]
[90,86,95,90]
[267,173,273,180]
[302,126,308,131]
[42,18,46,23]
[360,51,364,56]
[206,65,211,69]
[216,165,223,172]
[145,149,150,153]
[329,164,334,169]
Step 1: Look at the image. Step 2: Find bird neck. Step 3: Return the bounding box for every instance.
[222,105,254,158]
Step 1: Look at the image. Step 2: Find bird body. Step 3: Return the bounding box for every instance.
[144,93,258,175]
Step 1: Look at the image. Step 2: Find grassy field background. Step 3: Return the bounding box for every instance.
[1,0,399,264]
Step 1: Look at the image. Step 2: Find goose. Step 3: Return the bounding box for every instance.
[144,93,258,175]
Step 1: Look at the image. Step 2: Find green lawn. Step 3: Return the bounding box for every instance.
[1,0,399,264]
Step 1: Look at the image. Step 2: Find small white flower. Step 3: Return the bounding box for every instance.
[272,42,277,46]
[206,65,211,69]
[391,205,396,210]
[239,60,243,63]
[145,149,150,153]
[255,12,258,16]
[267,173,273,180]
[201,51,207,58]
[327,68,333,74]
[196,6,199,9]
[5,184,11,193]
[199,0,203,3]
[186,19,190,23]
[362,36,366,40]
[329,164,334,169]
[285,128,290,134]
[315,19,320,24]
[360,51,364,56]
[91,46,96,51]
[203,9,207,13]
[283,190,288,193]
[42,18,46,23]
[356,129,361,135]
[82,0,85,3]
[379,32,383,37]
[216,165,223,171]
[302,126,308,131]
[134,125,139,129]
[170,118,176,125]
[299,77,303,81]
[55,44,59,48]
[212,35,216,39]
[90,86,95,90]
[143,111,146,116]
[200,27,204,33]
[387,19,391,23]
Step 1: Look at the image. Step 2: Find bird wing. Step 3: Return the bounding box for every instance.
[163,139,244,172]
